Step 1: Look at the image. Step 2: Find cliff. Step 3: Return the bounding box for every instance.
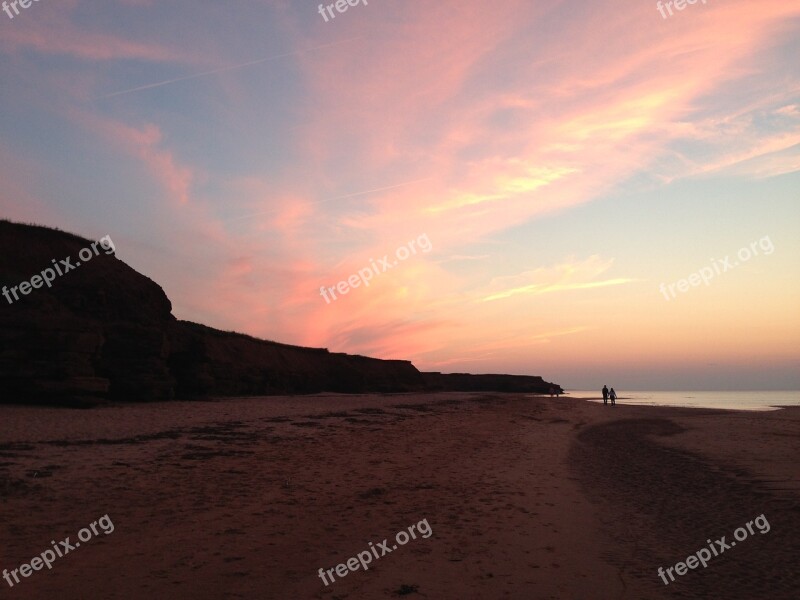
[423,372,562,394]
[168,321,426,397]
[0,220,559,405]
[0,221,174,405]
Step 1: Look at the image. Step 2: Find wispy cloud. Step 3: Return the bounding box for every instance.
[478,256,640,303]
[481,278,639,302]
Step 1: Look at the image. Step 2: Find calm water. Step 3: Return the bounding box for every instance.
[563,390,800,411]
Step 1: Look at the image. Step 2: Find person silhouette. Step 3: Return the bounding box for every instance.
[609,387,617,406]
[602,385,609,405]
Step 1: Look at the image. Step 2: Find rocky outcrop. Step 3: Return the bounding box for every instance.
[0,221,174,405]
[0,220,561,406]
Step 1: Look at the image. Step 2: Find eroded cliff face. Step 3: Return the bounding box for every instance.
[0,221,560,406]
[0,221,426,405]
[0,221,176,405]
[167,321,426,398]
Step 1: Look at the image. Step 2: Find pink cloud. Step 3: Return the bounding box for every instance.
[72,112,195,206]
[119,1,800,368]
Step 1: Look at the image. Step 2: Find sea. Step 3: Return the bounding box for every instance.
[562,390,800,411]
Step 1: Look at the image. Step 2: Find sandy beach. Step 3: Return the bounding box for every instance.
[1,394,798,599]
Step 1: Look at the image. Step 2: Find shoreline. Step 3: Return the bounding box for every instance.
[561,390,799,412]
[571,397,790,411]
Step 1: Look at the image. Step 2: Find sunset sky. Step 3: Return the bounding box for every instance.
[1,0,798,390]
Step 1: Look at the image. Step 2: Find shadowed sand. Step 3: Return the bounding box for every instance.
[1,394,798,599]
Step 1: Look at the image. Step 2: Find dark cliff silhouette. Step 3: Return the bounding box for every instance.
[424,372,563,394]
[0,220,561,405]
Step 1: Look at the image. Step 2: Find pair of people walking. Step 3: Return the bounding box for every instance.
[602,385,617,406]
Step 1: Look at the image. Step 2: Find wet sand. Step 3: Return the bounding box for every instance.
[1,393,798,599]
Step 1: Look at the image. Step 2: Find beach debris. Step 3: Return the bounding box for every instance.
[358,487,386,499]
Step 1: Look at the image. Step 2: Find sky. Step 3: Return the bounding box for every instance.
[1,0,798,390]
